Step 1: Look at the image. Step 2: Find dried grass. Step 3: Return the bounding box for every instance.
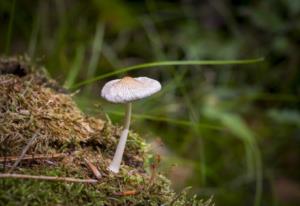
[0,57,104,155]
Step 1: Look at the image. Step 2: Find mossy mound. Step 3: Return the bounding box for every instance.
[0,57,213,205]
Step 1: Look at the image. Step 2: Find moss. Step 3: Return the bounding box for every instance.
[0,57,213,206]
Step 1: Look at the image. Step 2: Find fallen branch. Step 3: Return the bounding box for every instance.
[8,132,39,173]
[0,153,67,163]
[0,173,98,183]
[84,158,102,179]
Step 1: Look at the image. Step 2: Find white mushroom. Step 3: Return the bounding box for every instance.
[101,76,161,173]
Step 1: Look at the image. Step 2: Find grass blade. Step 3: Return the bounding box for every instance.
[5,0,16,54]
[71,57,264,88]
[108,111,223,131]
[87,22,105,78]
[64,45,85,89]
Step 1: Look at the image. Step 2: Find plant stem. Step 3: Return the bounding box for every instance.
[0,173,97,183]
[71,58,264,88]
[0,153,66,162]
[108,103,132,173]
[8,132,39,173]
[84,158,102,179]
[5,0,16,54]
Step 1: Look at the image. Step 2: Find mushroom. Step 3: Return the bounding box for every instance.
[101,76,161,173]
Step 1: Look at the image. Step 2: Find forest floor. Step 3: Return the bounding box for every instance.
[0,57,213,206]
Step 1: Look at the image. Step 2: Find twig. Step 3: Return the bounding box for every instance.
[114,190,138,196]
[84,158,102,179]
[148,154,161,189]
[0,153,67,163]
[8,132,39,173]
[0,173,98,183]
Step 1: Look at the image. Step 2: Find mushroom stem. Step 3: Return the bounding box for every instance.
[108,102,132,173]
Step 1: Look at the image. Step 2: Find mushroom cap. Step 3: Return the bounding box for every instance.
[101,76,161,103]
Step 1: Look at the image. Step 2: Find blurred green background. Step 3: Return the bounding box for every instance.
[1,0,299,205]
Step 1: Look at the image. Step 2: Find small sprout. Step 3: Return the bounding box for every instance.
[101,76,161,173]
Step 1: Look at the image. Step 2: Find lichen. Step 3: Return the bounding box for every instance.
[0,57,213,206]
